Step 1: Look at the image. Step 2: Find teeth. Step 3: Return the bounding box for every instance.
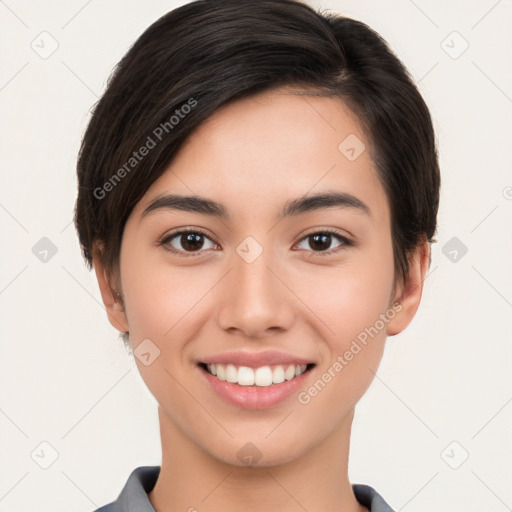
[216,364,225,381]
[285,364,296,381]
[225,364,237,383]
[255,366,272,386]
[205,363,308,386]
[272,365,285,384]
[238,366,254,386]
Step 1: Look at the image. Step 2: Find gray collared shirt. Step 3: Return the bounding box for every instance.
[92,466,395,512]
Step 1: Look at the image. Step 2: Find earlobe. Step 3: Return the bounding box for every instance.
[386,240,431,336]
[92,247,129,334]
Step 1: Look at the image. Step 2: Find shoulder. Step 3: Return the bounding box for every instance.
[88,466,161,512]
[352,483,396,512]
[90,504,116,512]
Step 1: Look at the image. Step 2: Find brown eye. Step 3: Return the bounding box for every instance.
[296,230,352,255]
[178,232,206,251]
[161,229,217,256]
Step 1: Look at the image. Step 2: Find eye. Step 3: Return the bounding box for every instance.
[160,228,218,257]
[160,227,354,258]
[295,229,353,256]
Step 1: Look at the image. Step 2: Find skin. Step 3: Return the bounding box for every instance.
[93,86,430,512]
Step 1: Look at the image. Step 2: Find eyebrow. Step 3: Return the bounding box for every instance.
[141,191,371,220]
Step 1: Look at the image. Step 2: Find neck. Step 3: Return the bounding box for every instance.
[148,407,368,512]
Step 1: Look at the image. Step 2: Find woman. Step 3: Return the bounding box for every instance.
[74,1,440,510]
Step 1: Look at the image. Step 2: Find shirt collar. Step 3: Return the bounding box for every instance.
[112,465,395,512]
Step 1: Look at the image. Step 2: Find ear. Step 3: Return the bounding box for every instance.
[386,239,431,336]
[92,246,129,334]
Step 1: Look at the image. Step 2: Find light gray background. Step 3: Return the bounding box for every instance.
[1,1,511,510]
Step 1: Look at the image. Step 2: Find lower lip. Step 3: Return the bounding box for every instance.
[199,365,313,410]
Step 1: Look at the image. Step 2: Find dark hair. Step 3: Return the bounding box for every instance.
[74,0,440,344]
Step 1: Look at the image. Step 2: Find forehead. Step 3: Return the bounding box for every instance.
[132,86,389,227]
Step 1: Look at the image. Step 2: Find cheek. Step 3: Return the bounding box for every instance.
[119,239,213,342]
[292,236,396,404]
[294,270,395,423]
[297,250,395,347]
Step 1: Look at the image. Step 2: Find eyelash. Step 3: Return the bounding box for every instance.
[159,227,354,258]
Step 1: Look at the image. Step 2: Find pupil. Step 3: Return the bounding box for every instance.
[182,233,203,251]
[310,234,330,251]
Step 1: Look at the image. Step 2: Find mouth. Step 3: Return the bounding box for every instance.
[198,362,316,387]
[198,361,316,409]
[196,350,317,409]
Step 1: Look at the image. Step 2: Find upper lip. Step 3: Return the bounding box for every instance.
[199,349,315,368]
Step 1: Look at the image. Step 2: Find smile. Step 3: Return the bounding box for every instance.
[201,363,313,387]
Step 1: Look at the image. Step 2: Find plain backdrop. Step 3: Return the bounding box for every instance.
[1,1,511,511]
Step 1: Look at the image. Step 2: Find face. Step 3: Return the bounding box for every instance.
[95,86,426,467]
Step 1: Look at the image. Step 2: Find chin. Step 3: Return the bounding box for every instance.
[206,435,308,469]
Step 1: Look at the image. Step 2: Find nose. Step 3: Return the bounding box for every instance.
[215,246,295,339]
